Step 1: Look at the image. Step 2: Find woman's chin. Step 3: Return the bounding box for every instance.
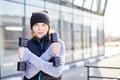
[37,35,44,38]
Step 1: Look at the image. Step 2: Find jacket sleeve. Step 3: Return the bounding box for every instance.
[23,40,65,78]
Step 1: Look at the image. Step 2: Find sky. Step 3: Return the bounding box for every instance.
[104,0,120,37]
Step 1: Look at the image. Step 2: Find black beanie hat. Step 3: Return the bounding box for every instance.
[30,11,50,29]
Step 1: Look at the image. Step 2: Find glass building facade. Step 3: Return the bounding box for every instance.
[0,0,107,78]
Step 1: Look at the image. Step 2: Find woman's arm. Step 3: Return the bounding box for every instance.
[23,40,65,78]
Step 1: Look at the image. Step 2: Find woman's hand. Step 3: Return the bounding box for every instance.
[51,42,61,55]
[18,47,26,60]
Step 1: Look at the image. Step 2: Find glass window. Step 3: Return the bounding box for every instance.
[83,11,91,26]
[47,10,60,32]
[46,1,60,10]
[97,16,104,55]
[46,0,60,4]
[0,18,3,79]
[99,0,106,14]
[0,2,3,78]
[61,0,73,3]
[83,12,91,59]
[26,0,44,8]
[83,0,93,9]
[61,12,73,63]
[91,14,98,57]
[61,5,72,13]
[73,0,84,7]
[73,14,83,61]
[92,0,99,12]
[83,26,91,59]
[0,3,1,26]
[7,0,24,3]
[0,0,24,77]
[1,1,24,16]
[73,8,83,19]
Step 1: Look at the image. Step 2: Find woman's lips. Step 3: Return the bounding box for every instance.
[37,32,44,35]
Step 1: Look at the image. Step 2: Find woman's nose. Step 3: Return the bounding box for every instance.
[38,26,43,30]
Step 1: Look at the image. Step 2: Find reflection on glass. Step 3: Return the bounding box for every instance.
[92,0,99,12]
[91,14,98,57]
[46,0,60,4]
[61,5,72,13]
[9,0,24,3]
[1,0,23,77]
[83,0,93,9]
[26,0,44,7]
[74,0,84,7]
[97,16,104,55]
[99,0,106,14]
[61,12,73,62]
[83,12,91,26]
[73,15,82,49]
[73,8,83,16]
[83,26,91,59]
[62,21,72,50]
[46,1,60,10]
[61,21,73,62]
[48,10,59,31]
[73,13,83,61]
[26,5,43,19]
[61,0,73,3]
[73,31,83,60]
[1,1,24,16]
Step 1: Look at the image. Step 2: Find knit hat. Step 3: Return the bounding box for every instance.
[30,10,50,29]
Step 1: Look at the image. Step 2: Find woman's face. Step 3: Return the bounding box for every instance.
[32,22,49,38]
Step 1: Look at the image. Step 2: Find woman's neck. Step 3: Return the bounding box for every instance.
[37,38,41,42]
[35,37,41,42]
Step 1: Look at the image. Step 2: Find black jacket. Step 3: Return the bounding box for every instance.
[23,36,61,80]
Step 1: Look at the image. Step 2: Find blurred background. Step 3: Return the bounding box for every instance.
[0,0,120,80]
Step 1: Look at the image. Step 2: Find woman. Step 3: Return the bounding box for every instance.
[18,10,65,80]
